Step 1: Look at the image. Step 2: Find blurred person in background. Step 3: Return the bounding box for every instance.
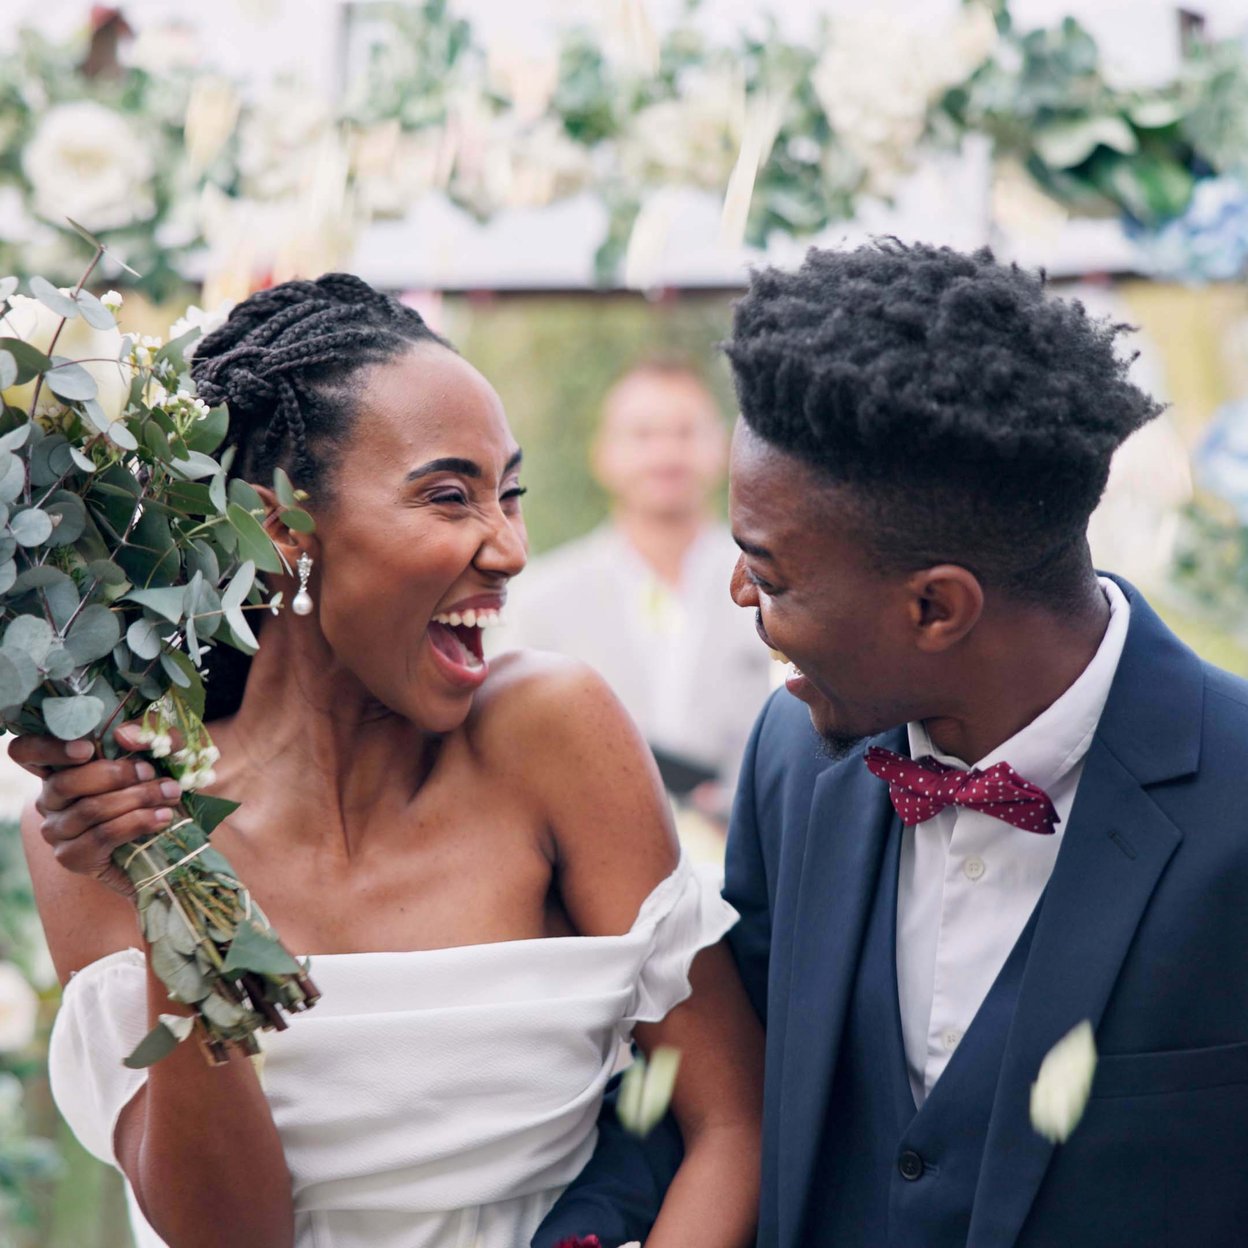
[496,359,774,821]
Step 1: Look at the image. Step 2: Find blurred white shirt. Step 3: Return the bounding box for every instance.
[492,523,774,786]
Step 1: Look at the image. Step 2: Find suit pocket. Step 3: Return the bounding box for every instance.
[1092,1038,1248,1099]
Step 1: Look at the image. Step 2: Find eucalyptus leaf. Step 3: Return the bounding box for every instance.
[221,562,255,612]
[12,566,69,593]
[0,454,25,504]
[45,492,87,547]
[44,576,79,630]
[29,276,79,320]
[0,339,51,385]
[226,502,282,574]
[280,507,315,534]
[86,558,128,587]
[41,645,76,680]
[160,651,192,687]
[105,421,139,451]
[4,615,55,664]
[69,447,96,474]
[185,404,228,454]
[200,992,247,1030]
[123,1018,183,1069]
[170,451,221,481]
[166,908,200,956]
[73,288,117,331]
[80,398,113,434]
[182,793,240,837]
[0,351,15,391]
[0,560,14,595]
[1033,115,1138,169]
[228,479,264,514]
[0,650,39,706]
[0,425,30,454]
[127,617,164,661]
[66,604,121,665]
[42,694,104,740]
[9,508,52,547]
[221,920,301,977]
[273,467,298,509]
[149,939,210,1004]
[29,435,68,487]
[44,359,98,403]
[140,896,169,943]
[209,470,227,514]
[126,586,186,625]
[226,604,260,653]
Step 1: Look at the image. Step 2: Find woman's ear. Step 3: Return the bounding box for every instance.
[253,484,315,571]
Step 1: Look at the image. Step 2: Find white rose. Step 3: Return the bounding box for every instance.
[0,294,130,423]
[23,101,156,233]
[0,962,38,1052]
[1030,1020,1098,1144]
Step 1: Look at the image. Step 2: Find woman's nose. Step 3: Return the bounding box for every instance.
[477,513,528,579]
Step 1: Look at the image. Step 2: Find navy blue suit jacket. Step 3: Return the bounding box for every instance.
[536,582,1248,1247]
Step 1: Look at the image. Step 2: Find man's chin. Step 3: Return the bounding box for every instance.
[815,729,867,762]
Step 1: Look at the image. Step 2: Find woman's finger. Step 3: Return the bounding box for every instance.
[41,780,181,843]
[8,735,95,775]
[37,758,164,814]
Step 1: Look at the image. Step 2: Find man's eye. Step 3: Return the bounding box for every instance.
[747,569,777,594]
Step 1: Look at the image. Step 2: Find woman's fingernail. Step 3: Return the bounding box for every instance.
[136,761,156,781]
[153,807,173,824]
[66,740,93,761]
[159,781,181,801]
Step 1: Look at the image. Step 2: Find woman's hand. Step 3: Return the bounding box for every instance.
[9,724,182,896]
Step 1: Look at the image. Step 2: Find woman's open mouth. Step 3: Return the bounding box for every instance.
[426,608,503,689]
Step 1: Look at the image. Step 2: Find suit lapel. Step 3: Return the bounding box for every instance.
[778,729,902,1248]
[968,582,1200,1246]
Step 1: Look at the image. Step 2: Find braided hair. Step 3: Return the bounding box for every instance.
[192,273,449,494]
[190,274,451,720]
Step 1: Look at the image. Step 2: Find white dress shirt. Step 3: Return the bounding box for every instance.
[896,578,1130,1106]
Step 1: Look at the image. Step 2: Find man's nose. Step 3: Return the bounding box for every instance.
[730,557,756,607]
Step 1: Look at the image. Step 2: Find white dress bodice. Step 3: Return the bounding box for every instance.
[48,855,736,1248]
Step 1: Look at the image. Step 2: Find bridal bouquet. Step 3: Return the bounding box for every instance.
[0,232,317,1066]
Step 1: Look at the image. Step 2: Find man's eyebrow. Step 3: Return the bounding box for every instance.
[733,536,774,561]
[406,449,522,482]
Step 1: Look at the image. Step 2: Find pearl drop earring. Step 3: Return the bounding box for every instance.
[292,552,314,616]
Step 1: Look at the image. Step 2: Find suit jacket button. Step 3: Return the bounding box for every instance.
[898,1150,924,1181]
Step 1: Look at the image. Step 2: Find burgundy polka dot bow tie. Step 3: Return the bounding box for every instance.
[863,746,1059,835]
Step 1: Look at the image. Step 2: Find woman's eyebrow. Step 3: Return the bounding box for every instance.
[405,449,523,482]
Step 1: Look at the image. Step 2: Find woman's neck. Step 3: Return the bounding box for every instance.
[210,618,441,855]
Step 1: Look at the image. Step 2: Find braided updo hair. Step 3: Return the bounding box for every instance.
[192,272,449,495]
[190,273,451,720]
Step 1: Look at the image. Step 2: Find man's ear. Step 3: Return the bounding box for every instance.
[905,564,984,653]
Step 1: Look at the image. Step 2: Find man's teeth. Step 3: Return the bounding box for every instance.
[431,609,504,628]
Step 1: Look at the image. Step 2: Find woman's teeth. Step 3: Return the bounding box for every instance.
[431,609,504,628]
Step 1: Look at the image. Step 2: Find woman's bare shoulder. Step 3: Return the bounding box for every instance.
[470,648,639,754]
[20,801,138,984]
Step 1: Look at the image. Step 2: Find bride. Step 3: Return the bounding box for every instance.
[12,275,763,1248]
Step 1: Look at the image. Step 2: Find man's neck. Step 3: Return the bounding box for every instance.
[613,509,709,588]
[922,582,1113,765]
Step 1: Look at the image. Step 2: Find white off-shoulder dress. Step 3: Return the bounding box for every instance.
[48,855,735,1248]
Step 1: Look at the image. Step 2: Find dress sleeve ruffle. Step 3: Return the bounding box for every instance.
[623,853,739,1027]
[47,947,150,1166]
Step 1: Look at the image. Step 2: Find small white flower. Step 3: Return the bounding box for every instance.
[169,302,232,360]
[1030,1020,1097,1144]
[198,768,218,788]
[199,745,221,768]
[100,290,124,313]
[0,962,38,1052]
[178,771,200,792]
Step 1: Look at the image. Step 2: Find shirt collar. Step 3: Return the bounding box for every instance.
[907,577,1131,795]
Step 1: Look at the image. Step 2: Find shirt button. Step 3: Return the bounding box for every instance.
[942,1028,963,1052]
[963,856,986,881]
[898,1150,924,1181]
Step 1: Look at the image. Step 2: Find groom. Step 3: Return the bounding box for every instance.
[538,240,1248,1247]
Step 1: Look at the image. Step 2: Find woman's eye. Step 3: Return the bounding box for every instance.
[501,486,528,503]
[431,491,468,506]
